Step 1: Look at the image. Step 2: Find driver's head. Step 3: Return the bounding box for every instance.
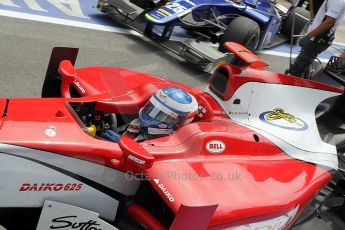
[139,87,198,135]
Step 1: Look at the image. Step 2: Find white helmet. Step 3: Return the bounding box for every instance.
[139,87,198,135]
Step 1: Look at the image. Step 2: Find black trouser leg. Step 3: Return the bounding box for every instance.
[290,38,331,78]
[290,50,315,78]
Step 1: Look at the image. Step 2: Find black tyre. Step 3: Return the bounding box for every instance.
[283,7,310,44]
[219,16,260,53]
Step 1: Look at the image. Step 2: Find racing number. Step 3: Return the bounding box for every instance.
[64,183,82,191]
[165,2,187,14]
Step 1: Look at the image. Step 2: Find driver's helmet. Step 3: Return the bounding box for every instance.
[139,87,198,135]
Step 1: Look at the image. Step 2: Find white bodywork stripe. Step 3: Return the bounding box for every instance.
[0,143,140,196]
[0,153,119,221]
[249,126,337,169]
[206,82,340,169]
[37,201,118,230]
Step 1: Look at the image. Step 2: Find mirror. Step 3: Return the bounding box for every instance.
[58,60,77,81]
[117,137,155,173]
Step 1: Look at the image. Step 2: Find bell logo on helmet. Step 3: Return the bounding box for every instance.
[206,140,226,154]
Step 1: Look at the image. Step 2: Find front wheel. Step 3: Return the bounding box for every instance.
[218,16,260,53]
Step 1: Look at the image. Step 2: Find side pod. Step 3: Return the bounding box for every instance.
[41,47,79,98]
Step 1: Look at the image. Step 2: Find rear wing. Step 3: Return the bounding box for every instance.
[224,42,268,69]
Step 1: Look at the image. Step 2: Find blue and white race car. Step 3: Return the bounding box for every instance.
[97,0,310,70]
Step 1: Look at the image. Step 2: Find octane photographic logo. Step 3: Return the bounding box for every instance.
[125,171,242,182]
[259,108,308,131]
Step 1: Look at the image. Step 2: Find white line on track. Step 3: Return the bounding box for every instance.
[334,41,345,46]
[0,9,189,41]
[258,50,329,63]
[0,9,344,60]
[0,9,141,36]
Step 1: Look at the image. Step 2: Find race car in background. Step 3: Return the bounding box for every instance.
[97,0,310,71]
[0,45,345,229]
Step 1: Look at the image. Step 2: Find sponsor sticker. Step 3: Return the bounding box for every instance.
[45,126,57,137]
[164,2,188,14]
[148,127,173,135]
[128,154,145,165]
[37,201,117,230]
[73,78,86,94]
[196,105,206,118]
[19,183,82,192]
[206,140,226,154]
[259,108,308,131]
[153,179,174,202]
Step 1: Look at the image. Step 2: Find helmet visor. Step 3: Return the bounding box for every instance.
[142,102,186,126]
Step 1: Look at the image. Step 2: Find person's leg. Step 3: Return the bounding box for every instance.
[289,53,313,77]
[290,40,318,77]
[290,38,331,77]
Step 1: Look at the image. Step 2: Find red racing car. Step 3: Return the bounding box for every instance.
[0,44,344,230]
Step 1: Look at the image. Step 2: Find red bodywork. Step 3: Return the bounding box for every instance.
[0,59,342,229]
